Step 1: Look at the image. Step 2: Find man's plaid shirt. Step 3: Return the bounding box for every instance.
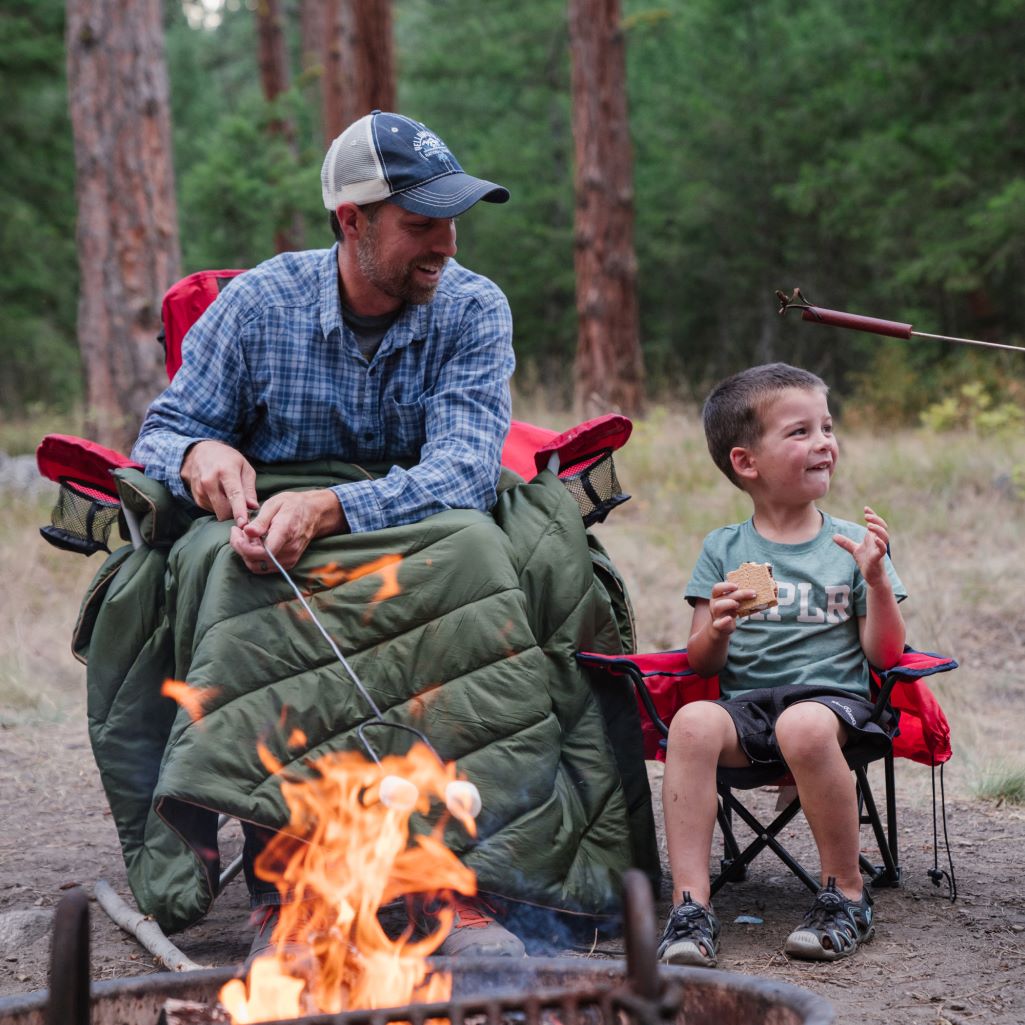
[132,247,515,533]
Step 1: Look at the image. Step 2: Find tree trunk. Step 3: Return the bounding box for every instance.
[567,0,645,417]
[300,0,327,146]
[65,0,181,452]
[322,0,358,141]
[321,0,395,144]
[255,0,304,252]
[353,0,395,114]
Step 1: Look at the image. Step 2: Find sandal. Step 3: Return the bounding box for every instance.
[784,877,874,961]
[658,893,720,967]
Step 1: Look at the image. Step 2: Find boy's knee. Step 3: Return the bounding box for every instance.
[776,702,845,761]
[667,701,734,755]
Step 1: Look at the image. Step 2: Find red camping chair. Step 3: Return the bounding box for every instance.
[577,646,958,901]
[37,268,634,556]
[33,269,640,969]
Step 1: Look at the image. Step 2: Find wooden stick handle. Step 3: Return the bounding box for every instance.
[802,306,913,339]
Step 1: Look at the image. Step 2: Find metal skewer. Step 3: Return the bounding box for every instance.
[776,288,1025,353]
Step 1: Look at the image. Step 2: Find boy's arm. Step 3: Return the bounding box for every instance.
[856,581,906,670]
[687,582,756,677]
[833,505,906,669]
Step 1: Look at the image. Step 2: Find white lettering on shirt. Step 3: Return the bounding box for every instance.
[824,584,851,623]
[744,580,851,624]
[796,581,826,622]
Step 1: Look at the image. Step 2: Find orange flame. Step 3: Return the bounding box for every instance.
[219,743,477,1021]
[161,679,219,723]
[313,554,403,604]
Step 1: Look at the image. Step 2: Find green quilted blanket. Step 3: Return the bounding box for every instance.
[74,461,658,934]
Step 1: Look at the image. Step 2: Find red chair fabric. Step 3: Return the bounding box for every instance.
[161,269,246,380]
[578,647,954,767]
[36,434,142,495]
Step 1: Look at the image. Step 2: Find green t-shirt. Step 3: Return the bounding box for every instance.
[684,512,906,700]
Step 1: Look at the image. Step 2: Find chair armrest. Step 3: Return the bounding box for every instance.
[870,648,958,766]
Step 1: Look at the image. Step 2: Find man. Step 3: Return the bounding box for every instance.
[132,111,522,956]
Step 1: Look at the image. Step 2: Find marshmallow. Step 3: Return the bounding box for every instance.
[444,780,482,819]
[379,775,419,811]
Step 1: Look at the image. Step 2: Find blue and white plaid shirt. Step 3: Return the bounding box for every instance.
[132,246,515,533]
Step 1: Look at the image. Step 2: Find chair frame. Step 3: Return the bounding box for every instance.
[581,648,956,899]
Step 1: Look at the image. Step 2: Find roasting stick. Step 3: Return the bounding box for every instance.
[260,539,482,818]
[776,288,1025,353]
[94,879,205,972]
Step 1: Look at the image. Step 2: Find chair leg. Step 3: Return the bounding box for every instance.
[855,761,901,887]
[716,796,746,885]
[711,789,820,896]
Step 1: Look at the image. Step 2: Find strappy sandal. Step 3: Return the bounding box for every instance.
[785,877,874,961]
[658,893,721,967]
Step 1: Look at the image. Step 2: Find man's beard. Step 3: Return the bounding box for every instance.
[357,220,446,305]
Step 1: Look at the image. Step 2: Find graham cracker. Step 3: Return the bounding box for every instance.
[726,561,778,616]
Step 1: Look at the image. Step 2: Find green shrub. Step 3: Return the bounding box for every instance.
[920,381,1024,435]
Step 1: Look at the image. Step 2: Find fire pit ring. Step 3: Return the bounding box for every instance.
[0,873,834,1025]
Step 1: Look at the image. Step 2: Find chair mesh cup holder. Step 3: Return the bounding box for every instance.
[558,447,631,526]
[40,478,122,555]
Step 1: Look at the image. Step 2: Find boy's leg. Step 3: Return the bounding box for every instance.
[659,700,749,966]
[773,701,862,899]
[775,700,875,961]
[662,701,749,906]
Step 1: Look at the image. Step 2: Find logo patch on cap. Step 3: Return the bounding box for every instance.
[413,129,456,169]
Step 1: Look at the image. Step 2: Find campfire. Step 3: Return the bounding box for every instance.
[218,742,480,1022]
[2,875,836,1025]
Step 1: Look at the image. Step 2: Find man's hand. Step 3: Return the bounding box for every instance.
[833,505,890,587]
[231,489,348,573]
[181,440,259,527]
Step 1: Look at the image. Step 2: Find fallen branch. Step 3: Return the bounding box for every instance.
[94,879,205,973]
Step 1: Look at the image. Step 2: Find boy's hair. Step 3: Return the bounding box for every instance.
[703,363,829,488]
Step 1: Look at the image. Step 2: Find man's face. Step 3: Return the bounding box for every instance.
[356,203,458,306]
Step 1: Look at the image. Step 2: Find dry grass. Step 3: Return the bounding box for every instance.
[0,489,97,726]
[3,403,1024,797]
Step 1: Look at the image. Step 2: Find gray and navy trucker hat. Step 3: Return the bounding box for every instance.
[321,110,509,218]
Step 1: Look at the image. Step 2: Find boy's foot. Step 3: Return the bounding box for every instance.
[657,893,720,967]
[784,877,874,961]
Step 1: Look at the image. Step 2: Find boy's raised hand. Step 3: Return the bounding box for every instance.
[833,505,890,586]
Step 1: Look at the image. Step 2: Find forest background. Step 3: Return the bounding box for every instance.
[3,0,1025,429]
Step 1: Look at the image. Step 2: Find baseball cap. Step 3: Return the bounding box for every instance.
[321,111,510,218]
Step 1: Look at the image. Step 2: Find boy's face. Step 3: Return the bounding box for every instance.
[737,387,837,500]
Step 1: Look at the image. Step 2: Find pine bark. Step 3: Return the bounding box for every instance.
[255,0,304,252]
[65,0,181,452]
[321,0,395,143]
[567,0,645,417]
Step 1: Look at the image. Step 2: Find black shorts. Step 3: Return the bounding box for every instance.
[716,684,897,785]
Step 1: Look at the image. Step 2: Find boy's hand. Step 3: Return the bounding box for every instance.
[707,580,758,637]
[833,505,890,587]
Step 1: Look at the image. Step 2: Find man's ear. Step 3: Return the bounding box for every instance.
[334,203,363,241]
[730,446,758,482]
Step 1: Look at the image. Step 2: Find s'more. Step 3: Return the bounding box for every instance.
[726,561,778,616]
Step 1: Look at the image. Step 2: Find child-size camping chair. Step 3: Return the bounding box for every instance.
[577,644,958,901]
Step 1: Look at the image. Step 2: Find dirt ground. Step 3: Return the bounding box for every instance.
[2,708,1024,1024]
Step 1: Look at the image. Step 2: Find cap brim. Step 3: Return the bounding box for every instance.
[391,173,509,218]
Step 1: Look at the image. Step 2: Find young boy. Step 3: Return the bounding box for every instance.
[659,362,907,966]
